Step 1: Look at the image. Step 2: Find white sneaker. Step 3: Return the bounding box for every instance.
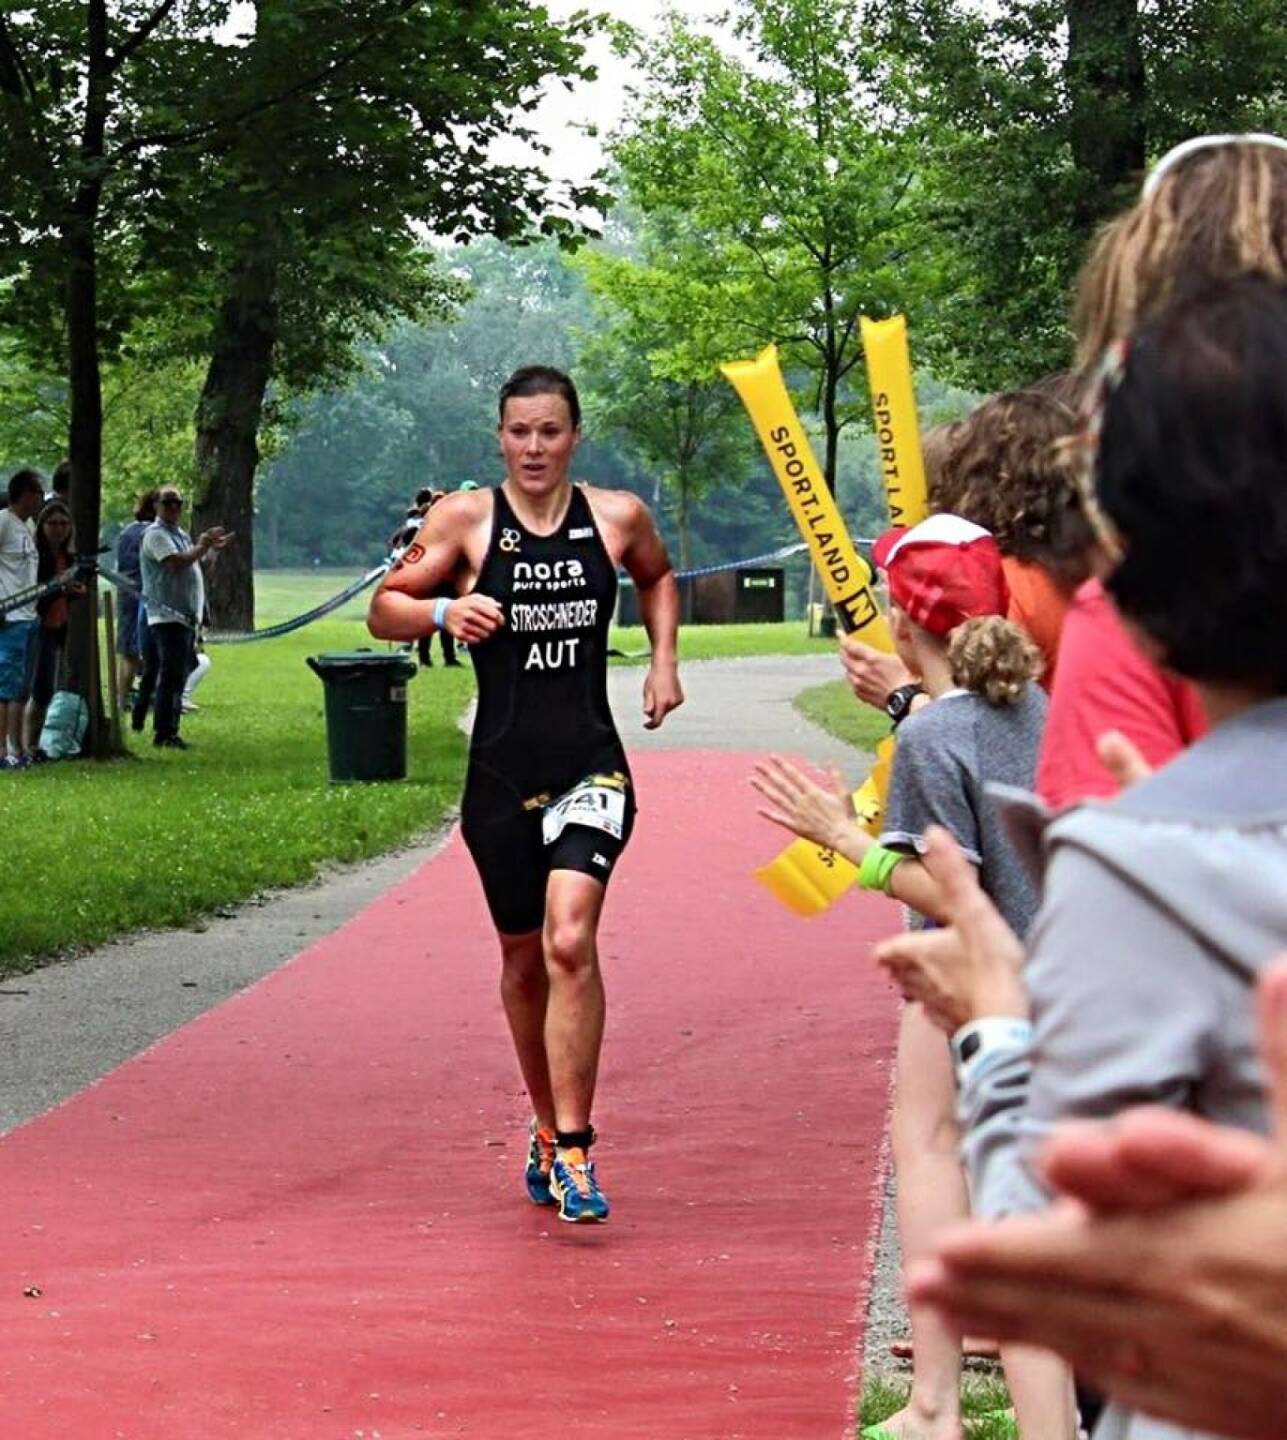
[181,699,199,713]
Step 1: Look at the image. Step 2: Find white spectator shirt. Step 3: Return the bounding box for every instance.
[0,509,38,621]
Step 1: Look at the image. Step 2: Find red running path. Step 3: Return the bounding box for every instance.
[0,751,899,1439]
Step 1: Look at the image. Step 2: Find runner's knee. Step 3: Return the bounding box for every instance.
[543,917,594,977]
[499,931,543,984]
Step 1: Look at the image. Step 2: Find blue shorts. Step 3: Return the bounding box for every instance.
[116,591,142,657]
[0,619,38,702]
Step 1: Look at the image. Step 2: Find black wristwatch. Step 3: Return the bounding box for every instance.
[885,683,924,728]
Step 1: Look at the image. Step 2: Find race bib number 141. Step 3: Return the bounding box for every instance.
[542,775,628,847]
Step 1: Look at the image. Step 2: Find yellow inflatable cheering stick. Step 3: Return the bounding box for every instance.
[721,345,889,915]
[860,315,928,527]
[723,327,929,917]
[720,345,893,651]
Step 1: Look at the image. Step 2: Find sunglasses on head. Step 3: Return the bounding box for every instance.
[1143,133,1287,197]
[160,495,184,506]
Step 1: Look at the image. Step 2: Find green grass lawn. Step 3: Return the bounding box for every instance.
[0,572,848,971]
[1,603,470,972]
[860,1376,1014,1439]
[612,618,838,663]
[253,567,381,625]
[794,678,894,752]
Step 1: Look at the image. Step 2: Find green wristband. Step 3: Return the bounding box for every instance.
[858,843,905,895]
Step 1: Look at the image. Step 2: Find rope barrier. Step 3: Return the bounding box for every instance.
[0,556,99,618]
[202,562,391,645]
[0,536,873,637]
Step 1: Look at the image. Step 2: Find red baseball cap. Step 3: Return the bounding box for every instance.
[871,514,1009,636]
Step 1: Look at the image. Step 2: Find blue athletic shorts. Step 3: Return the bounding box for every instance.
[116,592,142,657]
[0,619,38,702]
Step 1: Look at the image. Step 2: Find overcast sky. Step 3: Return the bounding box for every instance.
[221,2,721,200]
[509,0,722,188]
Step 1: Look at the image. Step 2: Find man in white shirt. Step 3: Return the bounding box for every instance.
[0,470,46,768]
[135,487,229,749]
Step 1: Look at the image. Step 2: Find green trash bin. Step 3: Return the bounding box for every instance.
[306,650,418,782]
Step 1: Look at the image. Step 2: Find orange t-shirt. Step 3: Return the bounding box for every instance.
[1002,557,1069,691]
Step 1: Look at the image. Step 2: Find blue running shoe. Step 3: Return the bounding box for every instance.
[549,1147,610,1223]
[524,1120,557,1206]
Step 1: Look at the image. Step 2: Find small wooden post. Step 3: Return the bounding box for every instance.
[102,587,122,754]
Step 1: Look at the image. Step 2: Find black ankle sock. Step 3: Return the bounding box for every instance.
[555,1126,595,1153]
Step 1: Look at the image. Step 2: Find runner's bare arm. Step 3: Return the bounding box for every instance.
[367,501,503,645]
[614,492,683,730]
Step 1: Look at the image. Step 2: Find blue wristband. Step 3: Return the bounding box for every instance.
[432,596,452,630]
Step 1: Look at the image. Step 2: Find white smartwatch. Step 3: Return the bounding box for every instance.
[951,1016,1033,1086]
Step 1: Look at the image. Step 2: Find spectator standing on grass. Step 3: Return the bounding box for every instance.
[47,460,71,504]
[0,470,46,769]
[135,486,230,750]
[24,500,85,756]
[115,488,158,708]
[389,487,463,669]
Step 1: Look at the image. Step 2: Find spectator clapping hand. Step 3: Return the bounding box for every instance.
[871,826,1027,1031]
[840,635,914,711]
[1096,728,1153,790]
[198,527,232,554]
[905,957,1287,1440]
[751,755,857,856]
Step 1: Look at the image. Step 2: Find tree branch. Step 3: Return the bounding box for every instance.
[107,0,181,76]
[114,0,419,160]
[0,14,38,102]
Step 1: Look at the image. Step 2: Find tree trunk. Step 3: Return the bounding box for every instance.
[1065,0,1147,230]
[675,471,691,574]
[192,253,278,632]
[821,364,840,500]
[62,0,113,756]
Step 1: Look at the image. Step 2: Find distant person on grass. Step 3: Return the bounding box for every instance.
[0,469,46,769]
[47,460,71,503]
[135,486,230,750]
[368,364,683,1224]
[389,488,461,670]
[25,499,85,756]
[116,488,158,706]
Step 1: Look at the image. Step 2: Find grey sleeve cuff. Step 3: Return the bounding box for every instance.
[957,1037,1050,1218]
[877,829,983,865]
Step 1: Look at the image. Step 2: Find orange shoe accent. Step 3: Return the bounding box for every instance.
[556,1147,591,1193]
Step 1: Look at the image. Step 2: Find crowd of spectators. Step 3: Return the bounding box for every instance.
[755,134,1287,1440]
[0,469,230,762]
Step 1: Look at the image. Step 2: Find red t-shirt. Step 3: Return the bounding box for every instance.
[1035,579,1208,809]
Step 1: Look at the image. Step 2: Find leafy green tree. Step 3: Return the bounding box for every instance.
[880,0,1287,388]
[0,2,243,747]
[575,212,760,569]
[0,3,603,749]
[255,237,652,569]
[612,0,932,500]
[142,0,606,629]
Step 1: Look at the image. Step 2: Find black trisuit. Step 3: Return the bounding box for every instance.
[461,485,636,935]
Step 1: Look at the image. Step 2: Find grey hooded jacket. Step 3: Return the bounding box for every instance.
[959,698,1287,1440]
